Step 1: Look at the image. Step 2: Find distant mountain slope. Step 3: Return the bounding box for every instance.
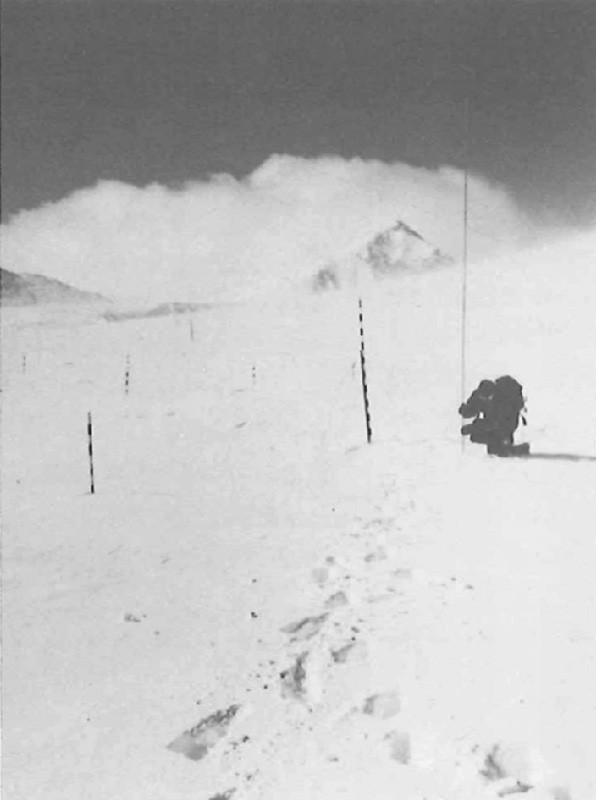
[313,220,453,291]
[103,302,213,322]
[0,268,110,307]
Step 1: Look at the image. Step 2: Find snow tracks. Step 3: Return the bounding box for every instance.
[166,502,575,800]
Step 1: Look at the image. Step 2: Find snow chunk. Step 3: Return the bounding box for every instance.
[167,704,241,762]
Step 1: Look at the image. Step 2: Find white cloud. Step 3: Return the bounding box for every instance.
[0,155,537,304]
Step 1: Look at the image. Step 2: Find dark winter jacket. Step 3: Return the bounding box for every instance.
[458,380,496,419]
[460,376,525,435]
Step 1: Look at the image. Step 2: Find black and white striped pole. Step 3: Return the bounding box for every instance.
[124,353,131,396]
[358,297,373,444]
[87,412,95,494]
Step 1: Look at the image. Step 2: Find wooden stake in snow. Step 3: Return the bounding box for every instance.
[189,316,195,342]
[124,353,131,395]
[87,412,95,494]
[358,298,373,444]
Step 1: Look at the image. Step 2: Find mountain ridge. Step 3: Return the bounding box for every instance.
[0,267,111,307]
[313,219,453,291]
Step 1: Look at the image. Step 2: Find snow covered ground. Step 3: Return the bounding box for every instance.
[2,230,596,800]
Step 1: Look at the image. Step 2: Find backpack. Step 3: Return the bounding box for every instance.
[494,376,526,420]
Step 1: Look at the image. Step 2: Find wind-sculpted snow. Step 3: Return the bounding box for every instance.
[1,230,595,799]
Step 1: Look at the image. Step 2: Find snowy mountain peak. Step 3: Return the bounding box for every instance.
[360,219,452,277]
[313,219,452,291]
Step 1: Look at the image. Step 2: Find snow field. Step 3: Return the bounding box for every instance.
[2,235,595,799]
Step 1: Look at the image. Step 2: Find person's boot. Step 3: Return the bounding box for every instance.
[487,440,508,455]
[487,438,530,457]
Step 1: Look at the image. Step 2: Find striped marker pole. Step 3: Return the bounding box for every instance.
[87,412,95,494]
[358,297,373,444]
[22,354,27,374]
[124,354,131,396]
[189,316,195,342]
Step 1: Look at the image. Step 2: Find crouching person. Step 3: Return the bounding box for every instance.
[459,375,528,456]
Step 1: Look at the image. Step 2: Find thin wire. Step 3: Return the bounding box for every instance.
[460,98,470,452]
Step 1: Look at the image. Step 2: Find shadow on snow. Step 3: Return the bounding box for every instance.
[526,452,596,463]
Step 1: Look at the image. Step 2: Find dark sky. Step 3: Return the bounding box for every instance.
[2,0,595,225]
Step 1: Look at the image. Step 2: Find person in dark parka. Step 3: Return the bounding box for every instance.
[459,379,497,444]
[459,375,526,454]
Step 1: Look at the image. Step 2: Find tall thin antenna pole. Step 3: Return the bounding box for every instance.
[460,98,470,450]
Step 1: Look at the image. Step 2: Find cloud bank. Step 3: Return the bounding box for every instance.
[1,155,536,304]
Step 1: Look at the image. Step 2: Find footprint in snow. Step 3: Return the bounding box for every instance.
[362,690,402,720]
[311,556,339,587]
[331,639,367,665]
[281,651,324,703]
[280,613,328,642]
[385,730,411,764]
[324,591,349,610]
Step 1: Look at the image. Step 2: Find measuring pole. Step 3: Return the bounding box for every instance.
[87,412,95,494]
[124,353,131,395]
[358,297,373,444]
